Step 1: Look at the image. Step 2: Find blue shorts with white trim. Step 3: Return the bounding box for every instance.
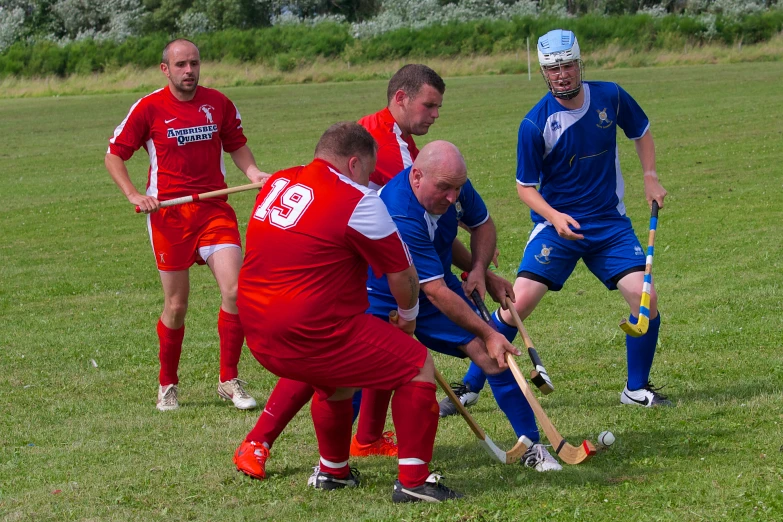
[518,214,645,291]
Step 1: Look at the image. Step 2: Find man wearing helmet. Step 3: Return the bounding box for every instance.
[445,29,671,422]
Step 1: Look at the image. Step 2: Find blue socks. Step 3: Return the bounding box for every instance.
[462,362,486,394]
[491,309,518,343]
[626,313,661,390]
[486,369,539,443]
[462,310,518,393]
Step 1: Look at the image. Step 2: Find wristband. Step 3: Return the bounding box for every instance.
[397,302,419,321]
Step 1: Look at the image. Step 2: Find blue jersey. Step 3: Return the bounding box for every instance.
[367,168,489,316]
[516,81,649,223]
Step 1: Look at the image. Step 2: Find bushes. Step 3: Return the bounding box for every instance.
[1,11,781,78]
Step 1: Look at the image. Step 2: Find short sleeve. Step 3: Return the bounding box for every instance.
[345,193,412,277]
[516,119,545,186]
[457,179,489,228]
[392,214,444,283]
[107,98,150,160]
[615,84,650,140]
[220,97,248,153]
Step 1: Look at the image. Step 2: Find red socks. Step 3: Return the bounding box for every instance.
[355,389,393,444]
[218,308,244,382]
[157,319,185,386]
[311,393,353,478]
[245,378,314,448]
[392,381,438,488]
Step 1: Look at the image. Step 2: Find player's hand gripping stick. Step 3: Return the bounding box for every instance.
[135,182,265,213]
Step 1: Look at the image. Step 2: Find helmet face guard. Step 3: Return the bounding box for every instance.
[537,29,583,100]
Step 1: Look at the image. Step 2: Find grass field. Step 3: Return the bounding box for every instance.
[1,62,782,521]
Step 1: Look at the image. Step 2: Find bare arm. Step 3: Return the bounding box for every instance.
[634,130,667,208]
[451,238,472,272]
[387,264,420,335]
[229,145,270,185]
[517,184,584,240]
[461,217,498,299]
[105,153,160,213]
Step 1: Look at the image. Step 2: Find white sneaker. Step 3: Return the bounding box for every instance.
[620,381,672,408]
[157,384,179,411]
[218,378,258,410]
[521,443,562,472]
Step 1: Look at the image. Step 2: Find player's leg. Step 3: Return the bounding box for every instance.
[156,269,190,411]
[201,203,257,409]
[617,272,668,406]
[308,386,362,489]
[351,388,397,456]
[391,351,461,502]
[584,217,669,407]
[459,337,562,472]
[584,216,671,407]
[234,377,315,480]
[312,316,459,500]
[149,208,195,411]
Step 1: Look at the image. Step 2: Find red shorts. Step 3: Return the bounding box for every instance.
[147,200,241,271]
[246,314,427,399]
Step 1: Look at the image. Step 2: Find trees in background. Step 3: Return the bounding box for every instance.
[0,0,779,53]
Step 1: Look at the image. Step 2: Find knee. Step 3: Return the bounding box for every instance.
[221,282,238,305]
[164,300,188,322]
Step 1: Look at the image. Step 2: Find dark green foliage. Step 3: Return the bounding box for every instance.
[2,11,782,78]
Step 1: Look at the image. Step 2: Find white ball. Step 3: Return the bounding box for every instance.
[598,430,615,447]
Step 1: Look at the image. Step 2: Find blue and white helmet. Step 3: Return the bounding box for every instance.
[537,29,583,100]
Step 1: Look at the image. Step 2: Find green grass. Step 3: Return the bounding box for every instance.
[1,62,782,521]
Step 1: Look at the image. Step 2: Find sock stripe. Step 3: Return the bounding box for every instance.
[399,457,427,466]
[320,457,348,469]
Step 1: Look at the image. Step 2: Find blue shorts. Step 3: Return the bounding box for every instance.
[368,273,475,358]
[518,215,645,291]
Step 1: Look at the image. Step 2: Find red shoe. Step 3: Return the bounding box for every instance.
[234,440,269,480]
[349,431,398,457]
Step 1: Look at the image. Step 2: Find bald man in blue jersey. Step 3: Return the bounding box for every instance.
[444,29,671,415]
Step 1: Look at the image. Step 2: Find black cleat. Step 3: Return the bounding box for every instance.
[392,473,463,503]
[307,465,361,490]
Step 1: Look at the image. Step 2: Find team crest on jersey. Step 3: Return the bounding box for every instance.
[199,104,215,124]
[550,120,561,131]
[167,124,218,146]
[454,201,464,220]
[535,244,553,264]
[596,108,613,129]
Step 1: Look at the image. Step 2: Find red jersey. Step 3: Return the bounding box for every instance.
[238,159,413,358]
[107,85,248,200]
[358,108,418,189]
